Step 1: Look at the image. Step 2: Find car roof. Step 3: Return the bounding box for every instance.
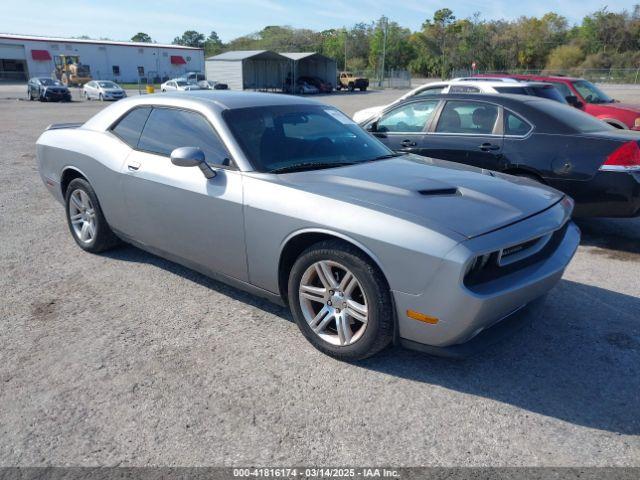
[396,92,554,109]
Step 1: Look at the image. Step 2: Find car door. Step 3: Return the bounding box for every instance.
[418,99,504,170]
[369,99,440,153]
[119,106,248,282]
[86,81,95,98]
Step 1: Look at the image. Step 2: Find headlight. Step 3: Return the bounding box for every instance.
[634,117,640,128]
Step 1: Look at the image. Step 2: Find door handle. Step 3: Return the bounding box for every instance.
[479,143,500,151]
[127,160,141,171]
[401,139,417,148]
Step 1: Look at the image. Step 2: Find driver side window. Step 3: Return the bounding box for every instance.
[377,100,439,133]
[138,108,232,166]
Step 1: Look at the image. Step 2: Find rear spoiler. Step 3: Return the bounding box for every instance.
[46,123,83,131]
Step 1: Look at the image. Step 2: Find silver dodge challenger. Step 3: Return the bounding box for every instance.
[36,91,580,360]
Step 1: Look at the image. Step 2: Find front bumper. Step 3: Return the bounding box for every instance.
[559,170,640,218]
[42,90,71,102]
[393,201,580,352]
[103,92,126,100]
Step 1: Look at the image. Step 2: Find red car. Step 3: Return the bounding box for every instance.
[477,74,640,131]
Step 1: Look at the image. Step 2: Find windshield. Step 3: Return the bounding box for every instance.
[572,80,613,104]
[223,105,393,172]
[176,80,188,86]
[534,100,614,133]
[39,78,61,86]
[98,81,118,88]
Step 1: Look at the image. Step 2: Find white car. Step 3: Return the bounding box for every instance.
[161,79,201,92]
[83,80,126,101]
[297,82,319,94]
[198,80,229,90]
[352,78,566,123]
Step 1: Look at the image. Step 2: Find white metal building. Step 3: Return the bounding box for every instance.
[205,50,291,91]
[0,33,204,82]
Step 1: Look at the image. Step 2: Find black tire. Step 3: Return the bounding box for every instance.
[65,178,120,253]
[348,82,355,92]
[288,240,394,360]
[360,86,367,91]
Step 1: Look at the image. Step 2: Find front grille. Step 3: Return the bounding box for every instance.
[464,222,569,288]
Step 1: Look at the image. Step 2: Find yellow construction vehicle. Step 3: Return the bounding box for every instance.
[53,55,92,86]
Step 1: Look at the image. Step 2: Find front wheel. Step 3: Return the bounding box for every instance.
[288,240,394,360]
[65,178,120,253]
[348,82,355,92]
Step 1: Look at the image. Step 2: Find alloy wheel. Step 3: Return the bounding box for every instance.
[68,189,97,244]
[298,260,368,346]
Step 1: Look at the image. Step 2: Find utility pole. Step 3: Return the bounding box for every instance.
[344,29,347,71]
[379,17,388,87]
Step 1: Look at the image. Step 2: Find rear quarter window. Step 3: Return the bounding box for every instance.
[534,101,613,133]
[111,107,152,148]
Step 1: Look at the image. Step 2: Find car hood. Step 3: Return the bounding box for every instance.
[279,155,564,239]
[609,102,640,113]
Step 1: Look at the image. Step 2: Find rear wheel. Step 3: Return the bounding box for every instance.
[360,86,367,91]
[65,178,120,253]
[288,240,394,360]
[348,82,355,92]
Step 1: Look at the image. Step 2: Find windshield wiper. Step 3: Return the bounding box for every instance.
[269,162,356,174]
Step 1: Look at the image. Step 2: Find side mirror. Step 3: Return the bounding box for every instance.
[566,95,583,109]
[170,147,216,179]
[366,121,377,132]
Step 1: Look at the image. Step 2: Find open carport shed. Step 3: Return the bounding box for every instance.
[282,52,337,89]
[206,50,289,91]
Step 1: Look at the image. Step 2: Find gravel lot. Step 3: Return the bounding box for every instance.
[0,85,639,467]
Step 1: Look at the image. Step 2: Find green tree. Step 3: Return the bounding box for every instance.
[131,32,153,43]
[172,31,205,48]
[204,31,224,57]
[546,44,585,69]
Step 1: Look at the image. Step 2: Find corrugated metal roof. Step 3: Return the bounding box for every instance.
[0,33,202,50]
[207,50,285,61]
[281,52,335,62]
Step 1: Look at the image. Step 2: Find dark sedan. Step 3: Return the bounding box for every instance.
[298,76,333,93]
[361,93,640,218]
[27,77,71,102]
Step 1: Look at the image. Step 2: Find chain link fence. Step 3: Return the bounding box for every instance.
[453,68,640,84]
[352,69,412,89]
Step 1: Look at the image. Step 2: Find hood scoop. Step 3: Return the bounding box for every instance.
[418,187,459,197]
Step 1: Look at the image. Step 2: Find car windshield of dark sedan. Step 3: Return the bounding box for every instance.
[223,105,394,173]
[572,80,614,104]
[39,78,61,86]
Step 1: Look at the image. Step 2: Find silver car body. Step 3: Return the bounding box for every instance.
[161,79,200,92]
[83,80,126,101]
[36,91,580,352]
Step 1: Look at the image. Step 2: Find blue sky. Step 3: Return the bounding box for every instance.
[1,0,635,43]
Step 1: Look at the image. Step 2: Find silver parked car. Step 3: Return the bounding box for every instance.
[83,80,126,101]
[36,92,580,360]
